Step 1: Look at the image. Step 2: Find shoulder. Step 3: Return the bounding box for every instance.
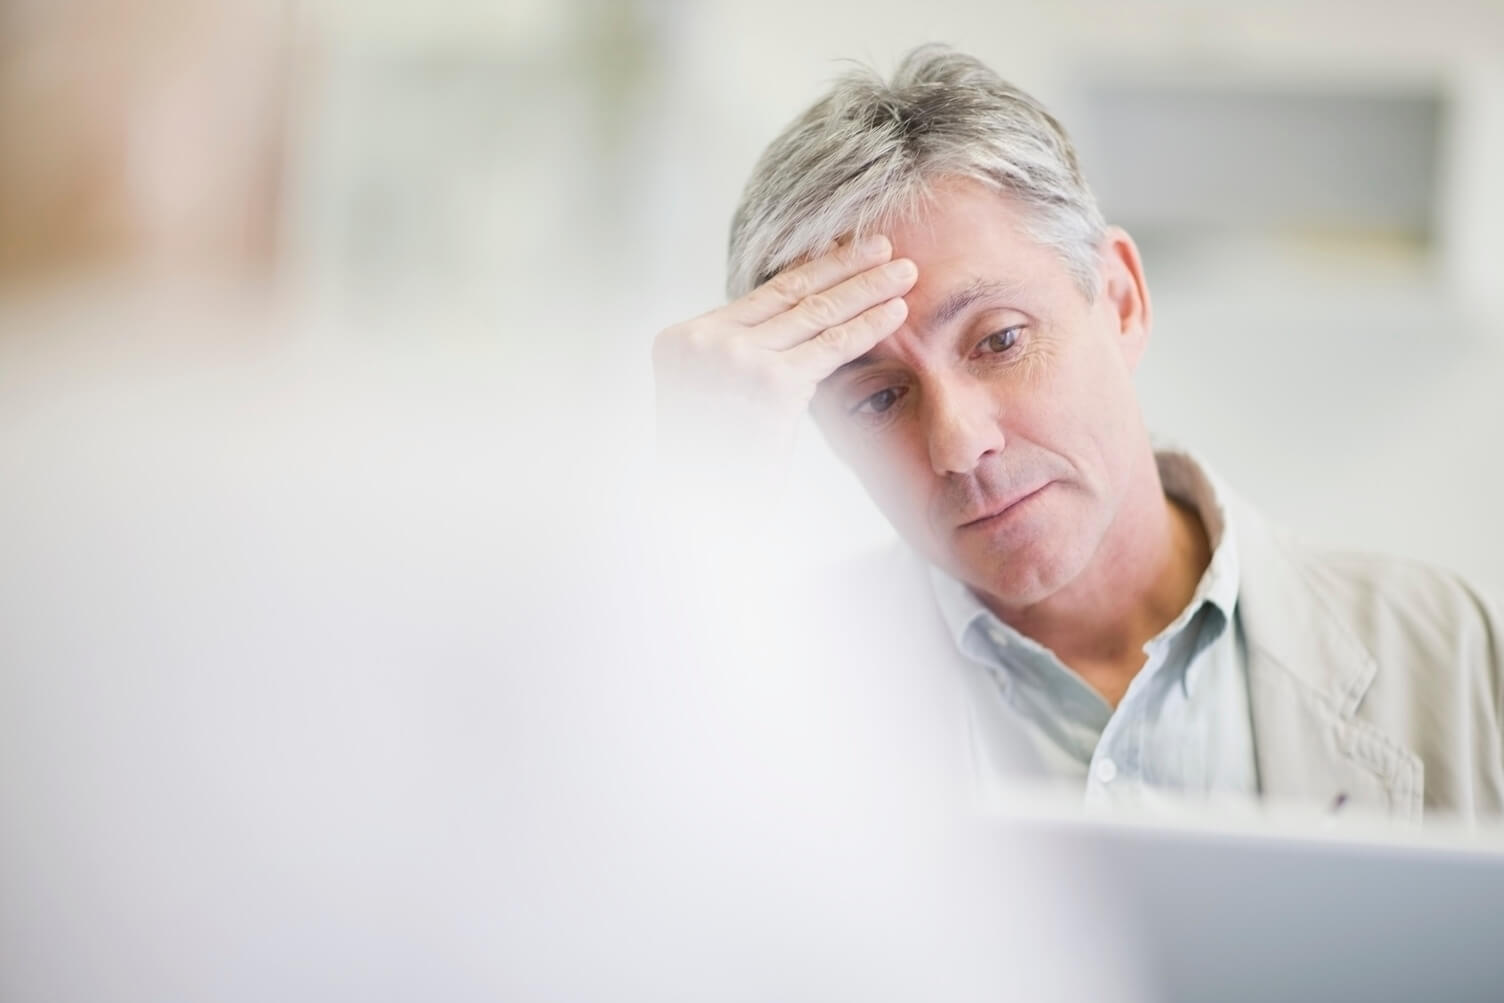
[1276,529,1500,661]
[1235,495,1504,692]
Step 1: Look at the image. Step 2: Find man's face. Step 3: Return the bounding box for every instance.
[811,179,1151,608]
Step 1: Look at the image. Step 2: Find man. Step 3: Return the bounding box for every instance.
[652,44,1504,821]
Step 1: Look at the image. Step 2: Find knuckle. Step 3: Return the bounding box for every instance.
[682,321,718,354]
[768,269,809,303]
[820,320,857,356]
[764,368,807,405]
[859,266,897,300]
[659,320,721,365]
[864,297,901,328]
[652,323,687,361]
[749,363,787,396]
[845,313,878,345]
[800,291,840,327]
[725,339,758,370]
[666,318,762,370]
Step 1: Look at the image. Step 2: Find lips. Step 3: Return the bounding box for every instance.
[957,482,1051,529]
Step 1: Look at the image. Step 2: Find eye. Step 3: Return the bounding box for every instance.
[977,326,1023,355]
[850,386,907,417]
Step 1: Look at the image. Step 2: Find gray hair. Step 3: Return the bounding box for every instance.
[726,44,1106,302]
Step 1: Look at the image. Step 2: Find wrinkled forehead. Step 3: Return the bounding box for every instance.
[759,176,1042,289]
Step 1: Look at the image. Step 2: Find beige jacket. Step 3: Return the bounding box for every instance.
[1224,494,1504,821]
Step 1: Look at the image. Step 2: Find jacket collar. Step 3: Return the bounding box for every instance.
[1228,492,1423,820]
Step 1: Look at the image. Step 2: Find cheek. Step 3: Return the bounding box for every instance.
[1050,334,1143,480]
[999,331,1138,478]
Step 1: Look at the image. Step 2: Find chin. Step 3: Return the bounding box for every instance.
[950,535,1086,609]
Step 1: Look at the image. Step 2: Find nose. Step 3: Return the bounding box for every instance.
[924,378,1005,476]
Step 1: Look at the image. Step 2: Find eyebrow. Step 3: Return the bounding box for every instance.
[922,277,1025,331]
[827,277,1025,380]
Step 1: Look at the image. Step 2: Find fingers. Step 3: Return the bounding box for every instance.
[726,235,895,327]
[784,296,909,381]
[752,256,918,351]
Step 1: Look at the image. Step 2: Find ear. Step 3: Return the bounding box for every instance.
[1098,226,1152,370]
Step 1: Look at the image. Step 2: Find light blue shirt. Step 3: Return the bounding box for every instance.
[928,451,1260,809]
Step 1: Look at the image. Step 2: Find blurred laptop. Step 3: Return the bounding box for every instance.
[995,793,1504,1003]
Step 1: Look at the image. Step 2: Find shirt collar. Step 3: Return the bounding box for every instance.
[1157,448,1239,627]
[928,448,1241,656]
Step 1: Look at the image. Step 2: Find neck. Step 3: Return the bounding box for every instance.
[980,457,1212,706]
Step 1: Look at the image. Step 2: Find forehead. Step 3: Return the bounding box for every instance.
[887,179,1064,306]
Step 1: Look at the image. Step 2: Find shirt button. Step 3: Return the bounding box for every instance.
[1093,758,1118,784]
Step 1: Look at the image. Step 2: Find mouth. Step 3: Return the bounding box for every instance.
[957,482,1053,530]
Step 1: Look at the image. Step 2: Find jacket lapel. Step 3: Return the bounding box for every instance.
[1231,496,1423,820]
